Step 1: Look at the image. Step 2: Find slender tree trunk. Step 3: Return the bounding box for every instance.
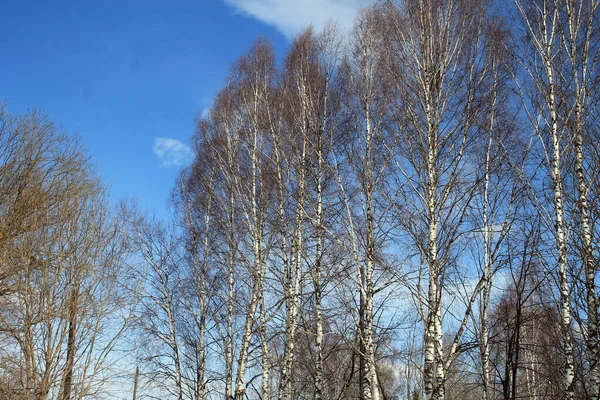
[225,228,235,400]
[278,134,304,400]
[423,272,439,400]
[235,114,265,400]
[280,167,304,400]
[233,237,260,400]
[167,288,184,400]
[424,82,443,400]
[60,286,79,400]
[545,40,575,400]
[314,128,324,400]
[225,131,237,400]
[577,122,600,400]
[359,290,366,399]
[196,195,212,400]
[225,260,234,400]
[23,267,34,400]
[352,13,383,398]
[275,131,291,400]
[516,1,575,396]
[565,1,599,396]
[364,105,379,400]
[260,276,270,400]
[133,366,140,400]
[481,60,499,400]
[226,191,235,400]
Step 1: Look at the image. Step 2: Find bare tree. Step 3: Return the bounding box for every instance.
[174,149,217,400]
[472,20,523,400]
[0,108,133,400]
[512,0,592,396]
[227,39,276,400]
[130,213,187,400]
[385,1,494,398]
[333,7,398,399]
[559,1,600,396]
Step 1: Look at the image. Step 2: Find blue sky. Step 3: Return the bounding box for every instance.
[1,0,372,216]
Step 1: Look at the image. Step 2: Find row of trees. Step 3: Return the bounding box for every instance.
[1,0,599,399]
[132,0,600,400]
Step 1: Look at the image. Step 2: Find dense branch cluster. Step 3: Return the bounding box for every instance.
[0,107,133,399]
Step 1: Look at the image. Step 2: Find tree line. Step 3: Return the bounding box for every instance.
[1,0,600,399]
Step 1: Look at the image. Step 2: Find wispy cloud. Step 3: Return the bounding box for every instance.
[153,137,194,167]
[223,0,374,38]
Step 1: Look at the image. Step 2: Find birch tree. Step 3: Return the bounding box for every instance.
[131,215,186,400]
[174,145,218,400]
[275,40,307,400]
[225,39,276,400]
[514,0,581,396]
[386,1,493,398]
[559,1,600,396]
[284,25,345,400]
[208,86,242,400]
[336,8,396,399]
[473,22,522,400]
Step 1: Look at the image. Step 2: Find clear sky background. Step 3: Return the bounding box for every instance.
[1,0,373,216]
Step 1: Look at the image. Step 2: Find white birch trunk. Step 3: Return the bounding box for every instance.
[234,123,264,400]
[197,186,213,400]
[276,124,304,400]
[564,1,599,396]
[225,213,235,400]
[364,101,379,400]
[365,23,379,400]
[516,1,575,396]
[424,55,443,400]
[549,57,576,400]
[279,71,309,399]
[314,125,325,400]
[280,145,305,400]
[577,103,600,400]
[260,285,270,400]
[232,222,260,400]
[225,135,237,400]
[545,15,575,399]
[480,59,499,400]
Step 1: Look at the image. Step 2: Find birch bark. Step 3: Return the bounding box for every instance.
[563,1,600,396]
[387,2,490,398]
[233,40,273,400]
[515,1,575,396]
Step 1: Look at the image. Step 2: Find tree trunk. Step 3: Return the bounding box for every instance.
[546,41,575,400]
[132,366,139,400]
[564,1,599,396]
[279,130,305,400]
[60,286,79,400]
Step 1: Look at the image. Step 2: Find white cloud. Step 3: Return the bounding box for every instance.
[223,0,374,38]
[153,137,194,167]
